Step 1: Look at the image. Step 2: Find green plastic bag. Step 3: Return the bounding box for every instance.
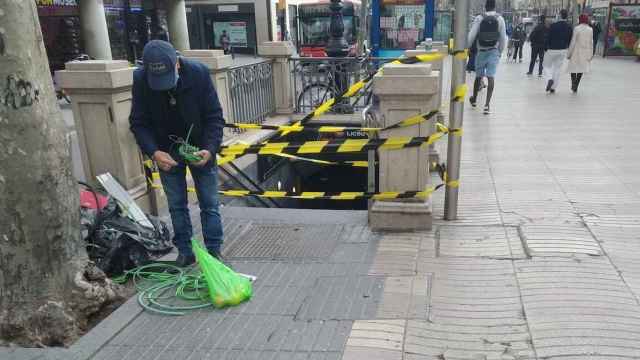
[192,239,252,308]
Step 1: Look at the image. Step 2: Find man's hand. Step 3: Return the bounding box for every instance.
[153,150,178,172]
[191,150,212,167]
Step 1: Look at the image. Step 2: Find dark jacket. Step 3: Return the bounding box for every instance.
[546,20,573,50]
[528,23,548,48]
[129,57,225,158]
[513,27,527,42]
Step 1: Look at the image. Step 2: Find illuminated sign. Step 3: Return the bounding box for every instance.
[36,0,78,6]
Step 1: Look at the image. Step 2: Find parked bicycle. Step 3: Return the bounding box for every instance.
[295,50,386,115]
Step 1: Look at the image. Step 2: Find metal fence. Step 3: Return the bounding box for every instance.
[227,60,276,127]
[289,57,395,114]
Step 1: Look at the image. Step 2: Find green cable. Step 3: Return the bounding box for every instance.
[115,263,213,316]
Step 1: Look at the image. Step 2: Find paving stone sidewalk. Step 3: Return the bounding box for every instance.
[8,54,640,360]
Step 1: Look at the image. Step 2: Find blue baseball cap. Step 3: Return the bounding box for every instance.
[142,40,178,91]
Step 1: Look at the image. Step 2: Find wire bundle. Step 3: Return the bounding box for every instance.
[112,263,212,316]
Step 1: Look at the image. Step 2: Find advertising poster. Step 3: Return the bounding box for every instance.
[213,21,248,48]
[606,5,640,56]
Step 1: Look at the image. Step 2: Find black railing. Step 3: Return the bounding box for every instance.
[289,56,395,114]
[228,60,276,126]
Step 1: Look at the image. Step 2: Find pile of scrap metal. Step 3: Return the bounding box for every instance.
[80,173,173,276]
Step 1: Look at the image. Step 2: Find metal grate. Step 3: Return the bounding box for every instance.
[224,223,343,259]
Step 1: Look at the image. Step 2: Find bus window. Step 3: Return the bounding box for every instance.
[297,0,360,57]
[300,16,355,46]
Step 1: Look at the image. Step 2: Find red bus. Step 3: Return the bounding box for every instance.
[295,0,360,57]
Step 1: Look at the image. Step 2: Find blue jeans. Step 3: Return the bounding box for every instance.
[159,158,223,256]
[475,48,500,78]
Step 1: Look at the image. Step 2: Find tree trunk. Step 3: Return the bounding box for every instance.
[0,0,122,347]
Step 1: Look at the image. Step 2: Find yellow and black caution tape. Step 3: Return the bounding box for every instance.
[282,53,452,135]
[218,185,444,200]
[219,131,453,157]
[452,84,468,103]
[225,110,440,134]
[433,162,460,188]
[144,162,453,201]
[272,153,368,167]
[147,172,444,200]
[450,49,470,61]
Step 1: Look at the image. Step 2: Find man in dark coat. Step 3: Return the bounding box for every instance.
[527,15,548,76]
[129,40,225,266]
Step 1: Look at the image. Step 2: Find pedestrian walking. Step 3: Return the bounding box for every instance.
[129,40,226,267]
[544,9,573,93]
[467,0,508,115]
[527,15,547,76]
[567,14,594,93]
[590,19,601,55]
[511,24,526,62]
[220,30,231,54]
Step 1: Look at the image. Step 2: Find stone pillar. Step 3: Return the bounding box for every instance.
[56,61,153,212]
[405,46,447,166]
[181,50,233,124]
[368,63,440,231]
[79,0,112,60]
[258,41,295,114]
[167,0,190,51]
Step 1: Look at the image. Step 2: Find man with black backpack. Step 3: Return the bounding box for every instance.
[467,0,508,115]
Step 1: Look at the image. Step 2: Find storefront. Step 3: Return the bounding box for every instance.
[605,3,640,56]
[103,0,170,62]
[186,3,259,54]
[371,0,450,58]
[37,0,170,66]
[36,0,82,73]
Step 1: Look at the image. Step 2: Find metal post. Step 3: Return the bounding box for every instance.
[326,0,350,57]
[358,0,369,55]
[425,0,436,39]
[443,0,469,220]
[326,0,350,111]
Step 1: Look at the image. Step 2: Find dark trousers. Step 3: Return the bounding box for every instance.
[512,41,524,60]
[529,46,545,75]
[159,158,223,256]
[571,73,583,91]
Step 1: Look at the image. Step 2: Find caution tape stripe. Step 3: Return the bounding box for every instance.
[272,153,369,167]
[289,53,449,130]
[226,110,440,134]
[147,176,444,200]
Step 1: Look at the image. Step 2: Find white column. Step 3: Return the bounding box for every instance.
[56,61,156,212]
[167,0,191,51]
[259,41,296,114]
[79,0,112,60]
[368,62,440,231]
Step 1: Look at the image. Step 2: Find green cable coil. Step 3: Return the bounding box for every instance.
[112,263,213,316]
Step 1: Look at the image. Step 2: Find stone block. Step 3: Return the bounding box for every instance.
[369,200,433,231]
[57,61,133,91]
[65,60,129,71]
[181,49,225,57]
[183,52,232,70]
[373,66,439,96]
[56,60,147,211]
[258,41,296,57]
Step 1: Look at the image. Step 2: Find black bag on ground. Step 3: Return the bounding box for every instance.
[81,196,173,276]
[478,15,500,47]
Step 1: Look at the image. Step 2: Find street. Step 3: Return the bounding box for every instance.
[76,54,640,359]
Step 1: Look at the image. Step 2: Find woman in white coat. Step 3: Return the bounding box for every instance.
[567,14,594,93]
